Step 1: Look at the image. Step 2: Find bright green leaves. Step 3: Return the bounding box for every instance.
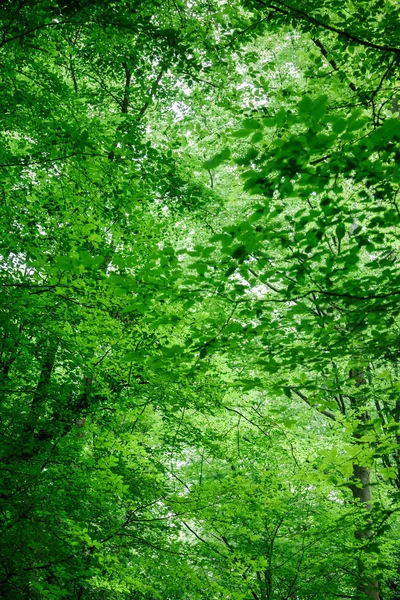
[54,252,105,272]
[241,117,261,130]
[251,130,263,143]
[231,128,252,138]
[231,116,264,141]
[3,1,400,599]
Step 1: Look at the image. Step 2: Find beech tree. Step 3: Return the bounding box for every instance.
[1,1,400,599]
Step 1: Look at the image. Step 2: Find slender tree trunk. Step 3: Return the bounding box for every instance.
[10,340,59,459]
[349,369,380,600]
[30,340,58,411]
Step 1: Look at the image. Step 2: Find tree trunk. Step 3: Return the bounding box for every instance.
[349,369,380,600]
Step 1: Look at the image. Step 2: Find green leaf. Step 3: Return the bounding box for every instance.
[336,223,346,241]
[242,118,261,130]
[231,245,247,259]
[231,129,252,138]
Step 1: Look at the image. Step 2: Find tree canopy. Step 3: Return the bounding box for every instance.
[1,1,400,599]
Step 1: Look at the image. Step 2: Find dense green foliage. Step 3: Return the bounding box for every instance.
[1,1,400,598]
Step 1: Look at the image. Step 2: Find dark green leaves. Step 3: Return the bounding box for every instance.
[204,146,231,169]
[298,94,328,123]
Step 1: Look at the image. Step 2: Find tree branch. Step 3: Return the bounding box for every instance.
[138,64,166,120]
[256,0,400,54]
[290,387,336,420]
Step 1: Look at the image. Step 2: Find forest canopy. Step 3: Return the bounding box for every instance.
[1,1,400,599]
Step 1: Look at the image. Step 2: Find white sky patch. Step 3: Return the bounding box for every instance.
[37,224,47,236]
[171,101,187,121]
[250,283,269,298]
